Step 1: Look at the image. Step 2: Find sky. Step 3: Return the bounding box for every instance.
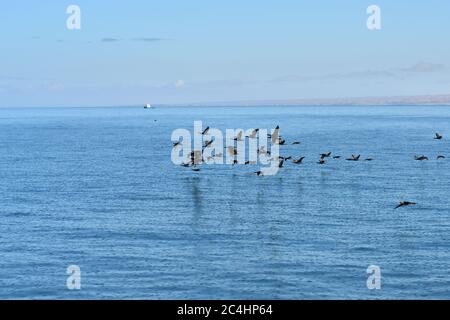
[1,0,450,107]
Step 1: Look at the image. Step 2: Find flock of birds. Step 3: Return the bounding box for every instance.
[173,126,445,210]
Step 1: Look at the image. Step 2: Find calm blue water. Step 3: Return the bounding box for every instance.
[0,106,449,299]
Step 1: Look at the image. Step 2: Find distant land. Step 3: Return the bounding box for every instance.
[168,94,450,107]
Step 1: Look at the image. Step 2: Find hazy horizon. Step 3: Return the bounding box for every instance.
[2,93,450,108]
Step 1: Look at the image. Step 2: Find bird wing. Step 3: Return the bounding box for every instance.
[271,127,280,144]
[193,151,203,164]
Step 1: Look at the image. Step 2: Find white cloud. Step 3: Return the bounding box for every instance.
[174,80,185,88]
[271,62,447,84]
[400,62,446,73]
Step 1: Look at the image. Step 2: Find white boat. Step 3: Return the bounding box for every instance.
[144,103,152,109]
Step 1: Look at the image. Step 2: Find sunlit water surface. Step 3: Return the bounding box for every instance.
[0,106,449,299]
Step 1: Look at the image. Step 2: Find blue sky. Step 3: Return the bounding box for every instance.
[1,0,449,107]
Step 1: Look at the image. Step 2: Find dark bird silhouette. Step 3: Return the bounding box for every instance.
[365,158,374,161]
[291,141,301,145]
[346,154,361,161]
[203,139,214,148]
[437,155,446,160]
[254,171,264,176]
[277,138,286,145]
[173,141,182,148]
[201,127,210,135]
[318,158,326,165]
[278,159,285,168]
[333,156,341,159]
[415,155,429,161]
[192,167,201,172]
[320,152,332,159]
[435,133,443,140]
[293,157,305,164]
[395,201,417,209]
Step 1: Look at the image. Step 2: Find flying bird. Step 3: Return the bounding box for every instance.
[346,155,361,161]
[247,129,259,139]
[395,201,417,209]
[190,150,203,165]
[173,141,182,148]
[435,133,443,140]
[320,152,332,159]
[293,157,305,164]
[201,127,210,135]
[437,155,446,160]
[318,158,326,165]
[415,155,429,161]
[227,146,238,156]
[271,126,280,144]
[291,141,301,145]
[203,139,214,148]
[233,131,244,141]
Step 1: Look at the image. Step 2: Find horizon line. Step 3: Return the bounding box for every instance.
[2,93,450,108]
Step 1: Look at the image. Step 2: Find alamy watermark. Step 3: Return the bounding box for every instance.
[66,5,81,30]
[367,265,381,290]
[171,121,282,176]
[66,265,81,290]
[367,5,381,30]
[65,5,380,32]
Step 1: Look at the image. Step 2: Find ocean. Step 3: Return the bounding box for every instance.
[0,105,449,299]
